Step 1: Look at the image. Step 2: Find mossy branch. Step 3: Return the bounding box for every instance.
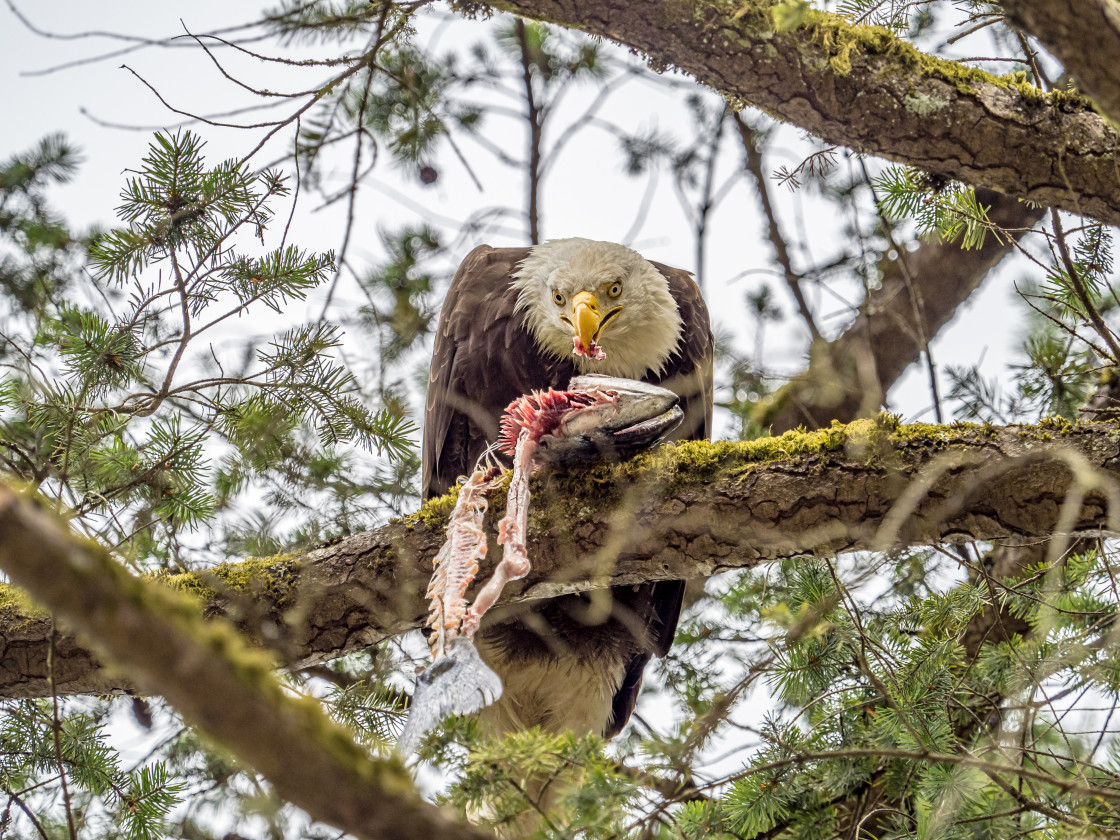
[756,189,1045,433]
[0,486,488,840]
[3,416,1120,699]
[470,0,1120,224]
[1003,0,1120,126]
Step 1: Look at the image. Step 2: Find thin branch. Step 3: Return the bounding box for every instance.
[47,622,77,840]
[318,55,380,321]
[516,18,543,244]
[859,156,943,422]
[691,104,728,290]
[733,112,821,342]
[1051,209,1120,362]
[2,790,51,840]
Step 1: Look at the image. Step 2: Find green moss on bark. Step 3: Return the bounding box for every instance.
[487,0,1095,112]
[414,415,1019,526]
[160,554,301,608]
[0,581,47,627]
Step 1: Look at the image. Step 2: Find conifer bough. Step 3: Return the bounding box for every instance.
[0,487,488,840]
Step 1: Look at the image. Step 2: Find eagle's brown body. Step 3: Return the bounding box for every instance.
[422,242,713,738]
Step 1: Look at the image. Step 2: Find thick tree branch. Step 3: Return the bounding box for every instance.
[0,487,487,840]
[1002,0,1120,126]
[759,189,1046,433]
[475,0,1120,224]
[3,417,1120,699]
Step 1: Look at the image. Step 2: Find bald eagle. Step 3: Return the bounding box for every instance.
[423,238,713,738]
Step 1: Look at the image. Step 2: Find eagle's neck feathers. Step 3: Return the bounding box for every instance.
[511,238,684,379]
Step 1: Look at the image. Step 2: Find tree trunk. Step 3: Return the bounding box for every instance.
[759,189,1046,433]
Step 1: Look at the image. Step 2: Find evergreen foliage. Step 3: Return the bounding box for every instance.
[0,130,416,564]
[874,166,995,251]
[0,698,184,840]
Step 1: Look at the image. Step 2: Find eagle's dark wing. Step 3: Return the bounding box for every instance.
[423,246,714,739]
[651,261,716,445]
[606,262,714,736]
[422,245,576,498]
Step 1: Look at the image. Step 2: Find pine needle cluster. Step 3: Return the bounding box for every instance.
[0,129,415,561]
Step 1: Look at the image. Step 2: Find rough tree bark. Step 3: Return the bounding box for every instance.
[0,487,488,840]
[758,189,1045,433]
[475,0,1120,224]
[1002,0,1120,126]
[2,417,1118,699]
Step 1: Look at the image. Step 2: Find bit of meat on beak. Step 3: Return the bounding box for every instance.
[571,291,622,349]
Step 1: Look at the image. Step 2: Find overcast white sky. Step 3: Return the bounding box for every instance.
[0,0,1029,429]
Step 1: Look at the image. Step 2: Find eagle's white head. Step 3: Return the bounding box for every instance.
[512,238,684,378]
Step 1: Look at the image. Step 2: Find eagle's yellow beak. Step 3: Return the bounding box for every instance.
[571,291,602,351]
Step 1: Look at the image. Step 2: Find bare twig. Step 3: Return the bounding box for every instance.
[47,623,77,840]
[515,18,543,244]
[733,112,821,342]
[1051,209,1120,363]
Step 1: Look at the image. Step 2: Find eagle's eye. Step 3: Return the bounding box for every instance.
[608,281,623,299]
[553,290,565,306]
